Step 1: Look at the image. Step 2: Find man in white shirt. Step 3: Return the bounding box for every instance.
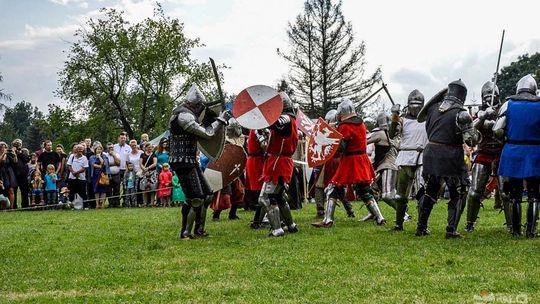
[113,132,132,174]
[67,144,89,207]
[105,142,122,208]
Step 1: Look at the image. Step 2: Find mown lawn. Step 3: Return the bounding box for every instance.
[1,200,539,303]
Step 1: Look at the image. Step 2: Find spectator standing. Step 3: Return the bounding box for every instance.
[0,142,18,207]
[31,172,44,205]
[158,163,173,207]
[127,140,143,206]
[56,144,68,189]
[84,139,95,208]
[89,143,110,209]
[155,137,170,174]
[172,173,186,206]
[140,142,157,207]
[105,143,121,207]
[67,144,89,206]
[139,133,149,150]
[37,140,61,175]
[123,162,137,208]
[12,139,30,208]
[113,132,131,177]
[44,164,58,205]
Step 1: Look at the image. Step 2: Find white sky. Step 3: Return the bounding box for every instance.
[1,0,540,113]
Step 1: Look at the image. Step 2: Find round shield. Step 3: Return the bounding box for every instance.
[232,85,283,130]
[204,144,247,192]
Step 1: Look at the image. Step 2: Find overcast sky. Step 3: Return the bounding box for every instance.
[1,0,540,114]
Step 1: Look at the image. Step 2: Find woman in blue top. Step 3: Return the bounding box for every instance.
[154,137,170,174]
[89,144,111,209]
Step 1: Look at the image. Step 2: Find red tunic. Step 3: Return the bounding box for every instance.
[262,115,299,184]
[330,118,375,186]
[245,130,265,191]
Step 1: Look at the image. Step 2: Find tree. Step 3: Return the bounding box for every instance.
[497,53,540,99]
[57,5,221,139]
[279,0,381,116]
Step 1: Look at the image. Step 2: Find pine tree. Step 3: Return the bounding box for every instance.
[279,0,381,116]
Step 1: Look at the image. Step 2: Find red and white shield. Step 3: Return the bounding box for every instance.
[296,108,315,136]
[307,118,343,167]
[232,85,283,130]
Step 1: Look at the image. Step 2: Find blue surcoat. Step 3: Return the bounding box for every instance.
[498,99,540,178]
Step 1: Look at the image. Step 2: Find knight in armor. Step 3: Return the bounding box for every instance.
[465,81,510,232]
[494,74,540,238]
[416,80,479,239]
[246,128,268,229]
[312,98,385,228]
[211,118,245,221]
[259,92,299,237]
[388,89,429,231]
[358,112,405,222]
[169,84,231,240]
[313,109,355,219]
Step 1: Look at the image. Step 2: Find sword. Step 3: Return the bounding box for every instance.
[380,77,395,106]
[210,57,225,110]
[489,30,505,107]
[354,85,386,110]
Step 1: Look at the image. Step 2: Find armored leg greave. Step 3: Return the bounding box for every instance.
[526,198,539,238]
[323,198,337,225]
[509,199,522,236]
[342,200,355,217]
[364,197,385,225]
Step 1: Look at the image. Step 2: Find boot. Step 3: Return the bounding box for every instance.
[343,200,355,218]
[228,204,240,220]
[394,197,408,230]
[502,197,513,233]
[416,195,434,236]
[212,210,221,221]
[509,199,522,237]
[525,198,538,238]
[446,195,465,239]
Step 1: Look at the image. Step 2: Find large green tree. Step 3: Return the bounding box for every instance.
[57,5,222,140]
[497,53,540,99]
[279,0,381,116]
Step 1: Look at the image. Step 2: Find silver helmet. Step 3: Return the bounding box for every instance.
[226,117,242,138]
[185,84,206,115]
[279,92,294,115]
[324,109,338,123]
[376,112,390,130]
[407,89,424,117]
[336,97,355,120]
[480,81,499,107]
[516,74,537,95]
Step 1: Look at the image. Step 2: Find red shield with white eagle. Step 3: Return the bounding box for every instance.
[232,85,283,130]
[307,118,343,167]
[296,108,315,136]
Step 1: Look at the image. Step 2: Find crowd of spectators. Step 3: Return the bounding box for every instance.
[0,132,185,210]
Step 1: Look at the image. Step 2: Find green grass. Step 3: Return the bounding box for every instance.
[1,200,539,303]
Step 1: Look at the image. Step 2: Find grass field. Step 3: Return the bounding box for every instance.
[1,200,538,303]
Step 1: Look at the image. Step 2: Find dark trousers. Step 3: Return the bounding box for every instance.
[68,179,87,204]
[108,174,121,207]
[14,175,30,209]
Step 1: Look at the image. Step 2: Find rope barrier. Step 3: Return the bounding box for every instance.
[1,186,174,212]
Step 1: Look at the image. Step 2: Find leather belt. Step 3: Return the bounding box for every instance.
[428,141,462,148]
[344,150,366,156]
[507,140,540,145]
